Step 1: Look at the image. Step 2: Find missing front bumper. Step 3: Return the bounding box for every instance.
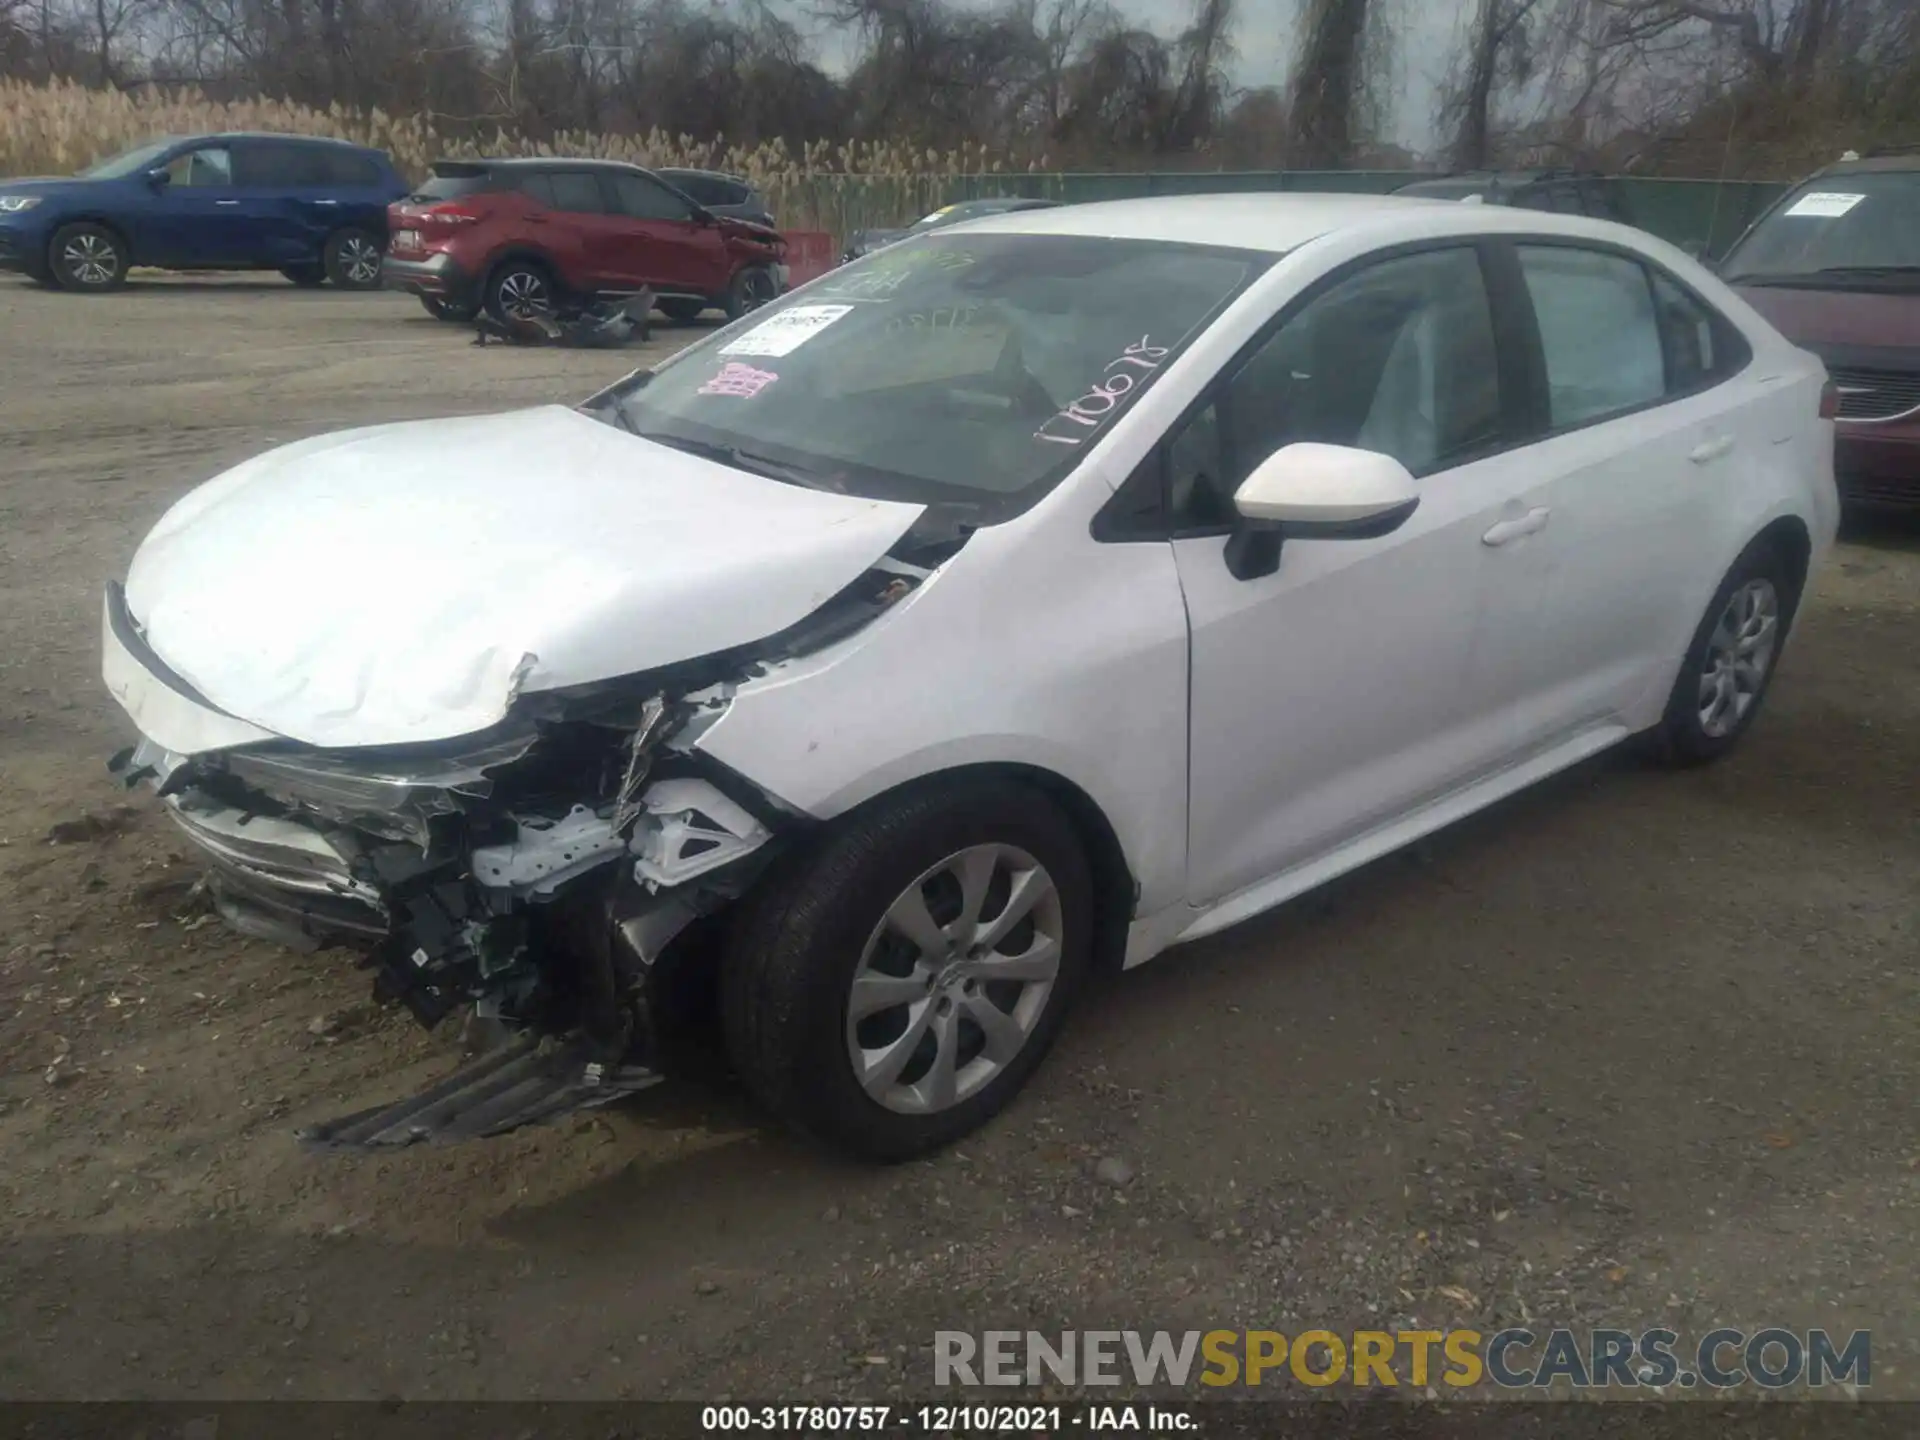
[298,1031,663,1150]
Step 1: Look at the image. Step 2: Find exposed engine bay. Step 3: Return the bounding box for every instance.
[107,549,943,1148]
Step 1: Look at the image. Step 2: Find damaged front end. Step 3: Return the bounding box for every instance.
[108,552,942,1148]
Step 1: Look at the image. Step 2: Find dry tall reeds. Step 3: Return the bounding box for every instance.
[0,79,1057,233]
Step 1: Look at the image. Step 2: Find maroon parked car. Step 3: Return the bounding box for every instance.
[1719,149,1920,510]
[382,158,786,326]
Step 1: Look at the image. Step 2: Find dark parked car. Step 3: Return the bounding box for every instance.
[382,158,787,326]
[1719,148,1920,510]
[842,196,1061,261]
[653,168,776,228]
[1393,169,1633,225]
[0,133,406,292]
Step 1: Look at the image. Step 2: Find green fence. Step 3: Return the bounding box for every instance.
[800,170,1791,259]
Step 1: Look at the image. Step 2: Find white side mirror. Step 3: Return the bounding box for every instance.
[1225,443,1420,580]
[1234,442,1420,530]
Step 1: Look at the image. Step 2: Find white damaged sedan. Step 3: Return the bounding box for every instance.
[103,195,1839,1158]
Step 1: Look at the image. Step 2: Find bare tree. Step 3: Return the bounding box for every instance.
[1287,0,1370,166]
[1439,0,1546,168]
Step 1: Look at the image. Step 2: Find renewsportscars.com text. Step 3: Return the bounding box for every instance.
[934,1328,1871,1390]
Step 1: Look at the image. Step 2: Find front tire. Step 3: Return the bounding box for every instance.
[1647,540,1799,765]
[321,228,384,289]
[722,779,1092,1161]
[49,222,128,291]
[724,265,779,321]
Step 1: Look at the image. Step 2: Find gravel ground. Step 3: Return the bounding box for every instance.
[0,275,1915,1402]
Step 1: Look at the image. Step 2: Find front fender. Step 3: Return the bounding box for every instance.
[690,517,1192,917]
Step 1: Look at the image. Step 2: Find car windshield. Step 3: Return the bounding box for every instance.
[1721,171,1920,285]
[909,202,1040,233]
[602,233,1269,521]
[77,139,179,180]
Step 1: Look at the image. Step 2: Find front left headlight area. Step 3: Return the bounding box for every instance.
[0,196,42,212]
[111,681,784,1055]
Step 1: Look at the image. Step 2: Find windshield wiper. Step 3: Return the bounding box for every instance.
[1727,265,1920,286]
[1809,265,1920,278]
[632,429,828,489]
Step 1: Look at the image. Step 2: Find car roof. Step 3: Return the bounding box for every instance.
[464,156,648,172]
[1820,151,1920,176]
[196,132,379,151]
[950,191,1642,255]
[656,166,749,183]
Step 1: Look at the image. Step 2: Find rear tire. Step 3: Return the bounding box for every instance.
[321,228,383,289]
[724,265,779,321]
[484,259,556,324]
[1646,539,1800,766]
[49,222,128,292]
[721,778,1092,1162]
[421,295,480,323]
[659,297,707,324]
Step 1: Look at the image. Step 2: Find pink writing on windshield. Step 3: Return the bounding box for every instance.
[1035,336,1172,446]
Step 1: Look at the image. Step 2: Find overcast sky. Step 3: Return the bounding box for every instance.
[808,0,1469,154]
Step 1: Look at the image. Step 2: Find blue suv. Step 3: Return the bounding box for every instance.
[0,132,407,292]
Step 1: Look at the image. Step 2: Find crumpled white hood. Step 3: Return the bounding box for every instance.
[122,405,924,748]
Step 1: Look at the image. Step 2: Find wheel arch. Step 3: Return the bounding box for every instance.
[484,247,560,285]
[1750,513,1812,622]
[805,760,1139,974]
[46,213,135,266]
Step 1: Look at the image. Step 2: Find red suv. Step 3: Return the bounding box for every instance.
[382,158,786,325]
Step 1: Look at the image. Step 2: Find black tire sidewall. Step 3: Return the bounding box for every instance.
[49,223,127,292]
[725,265,775,321]
[422,295,479,322]
[1656,542,1797,764]
[724,780,1093,1161]
[322,228,382,289]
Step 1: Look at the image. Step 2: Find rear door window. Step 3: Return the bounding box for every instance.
[318,150,382,187]
[515,172,558,207]
[1517,245,1665,427]
[545,171,610,214]
[234,143,334,187]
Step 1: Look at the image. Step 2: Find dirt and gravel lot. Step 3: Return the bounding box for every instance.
[0,275,1915,1403]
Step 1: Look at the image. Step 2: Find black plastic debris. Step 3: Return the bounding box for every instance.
[473,288,655,349]
[296,1032,662,1150]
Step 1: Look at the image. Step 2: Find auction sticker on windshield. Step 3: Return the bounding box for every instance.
[721,304,856,357]
[1783,192,1866,219]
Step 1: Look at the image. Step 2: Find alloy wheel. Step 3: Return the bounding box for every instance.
[1698,577,1779,739]
[340,235,382,286]
[63,232,119,286]
[496,269,551,320]
[846,843,1063,1116]
[742,269,778,312]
